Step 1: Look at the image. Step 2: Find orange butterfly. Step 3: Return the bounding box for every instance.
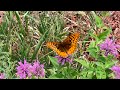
[46,32,80,58]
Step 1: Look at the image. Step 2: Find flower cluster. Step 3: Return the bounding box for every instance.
[16,60,32,79]
[99,38,120,57]
[110,65,120,79]
[16,59,45,79]
[55,56,72,65]
[0,73,5,79]
[31,61,45,78]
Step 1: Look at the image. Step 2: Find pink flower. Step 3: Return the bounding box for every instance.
[31,60,45,78]
[16,59,45,79]
[110,65,120,79]
[99,38,120,57]
[55,56,72,65]
[16,59,32,79]
[0,73,5,79]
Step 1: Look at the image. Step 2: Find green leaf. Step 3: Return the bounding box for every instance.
[48,56,59,68]
[95,68,106,79]
[47,68,57,75]
[98,56,106,63]
[54,73,64,79]
[61,67,78,79]
[70,70,79,78]
[0,66,5,71]
[0,56,6,60]
[88,41,96,48]
[108,73,114,79]
[89,63,95,71]
[87,70,94,79]
[14,11,25,35]
[91,11,104,28]
[90,33,99,42]
[98,28,111,40]
[48,75,60,79]
[95,16,104,28]
[87,47,98,58]
[79,69,89,79]
[32,29,49,60]
[107,55,114,60]
[74,59,89,68]
[48,68,64,79]
[95,62,104,68]
[105,60,116,69]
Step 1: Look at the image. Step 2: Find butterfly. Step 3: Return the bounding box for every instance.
[46,32,80,58]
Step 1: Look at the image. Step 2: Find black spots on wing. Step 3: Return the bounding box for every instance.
[69,34,79,44]
[57,41,72,52]
[68,35,75,43]
[54,33,79,52]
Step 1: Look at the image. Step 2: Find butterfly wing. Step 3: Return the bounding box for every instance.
[46,32,80,58]
[63,32,80,55]
[63,32,80,45]
[46,42,59,51]
[46,42,68,58]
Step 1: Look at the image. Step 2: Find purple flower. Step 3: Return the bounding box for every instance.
[99,38,120,57]
[0,73,5,79]
[31,60,45,78]
[55,56,73,65]
[110,65,120,79]
[16,59,32,79]
[16,59,45,79]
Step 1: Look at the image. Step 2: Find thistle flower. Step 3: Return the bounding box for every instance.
[16,59,32,79]
[99,38,120,57]
[55,56,72,65]
[31,60,45,78]
[110,65,120,79]
[0,73,5,79]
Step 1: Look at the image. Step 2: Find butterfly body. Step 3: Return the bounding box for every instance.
[46,32,80,58]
